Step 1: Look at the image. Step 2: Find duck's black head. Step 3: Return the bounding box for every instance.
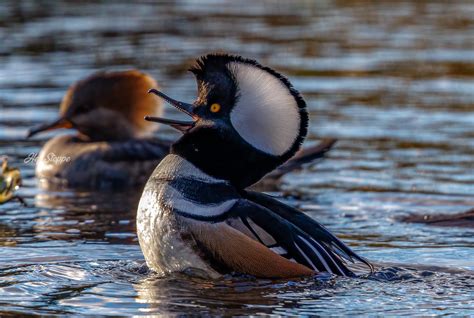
[146,53,308,189]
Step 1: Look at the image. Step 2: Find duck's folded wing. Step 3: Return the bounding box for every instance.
[226,192,373,276]
[180,217,315,278]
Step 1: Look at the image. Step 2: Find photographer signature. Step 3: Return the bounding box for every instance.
[24,152,71,165]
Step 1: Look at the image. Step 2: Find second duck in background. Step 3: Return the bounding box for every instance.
[27,70,169,189]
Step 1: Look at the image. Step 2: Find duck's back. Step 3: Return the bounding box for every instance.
[36,135,169,189]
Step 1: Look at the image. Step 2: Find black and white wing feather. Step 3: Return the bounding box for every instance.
[225,191,373,277]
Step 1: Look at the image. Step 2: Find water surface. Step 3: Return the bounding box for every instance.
[0,0,473,316]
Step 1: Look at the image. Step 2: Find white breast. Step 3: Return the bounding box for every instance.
[136,155,221,277]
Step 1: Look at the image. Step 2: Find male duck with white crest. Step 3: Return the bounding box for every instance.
[137,54,373,278]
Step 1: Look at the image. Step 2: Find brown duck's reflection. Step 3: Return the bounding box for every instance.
[29,189,141,243]
[0,222,20,247]
[402,209,474,228]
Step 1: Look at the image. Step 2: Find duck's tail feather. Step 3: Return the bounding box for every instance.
[271,138,337,178]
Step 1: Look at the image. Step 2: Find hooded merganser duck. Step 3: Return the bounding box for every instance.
[137,54,373,278]
[27,70,170,189]
[27,71,336,190]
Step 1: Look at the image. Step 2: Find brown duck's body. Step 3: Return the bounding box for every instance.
[36,134,169,189]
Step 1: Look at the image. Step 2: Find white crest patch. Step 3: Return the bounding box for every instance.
[228,62,301,156]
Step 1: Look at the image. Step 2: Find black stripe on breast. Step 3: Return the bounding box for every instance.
[168,177,239,205]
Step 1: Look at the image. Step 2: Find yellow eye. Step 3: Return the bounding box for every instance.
[210,103,221,113]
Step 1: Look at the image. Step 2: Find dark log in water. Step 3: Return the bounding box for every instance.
[402,209,474,228]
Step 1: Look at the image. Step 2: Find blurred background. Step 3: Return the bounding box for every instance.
[0,1,473,316]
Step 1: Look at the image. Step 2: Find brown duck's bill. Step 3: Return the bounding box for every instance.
[144,116,195,133]
[146,88,197,133]
[26,117,74,138]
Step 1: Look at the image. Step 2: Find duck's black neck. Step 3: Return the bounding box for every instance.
[170,127,282,189]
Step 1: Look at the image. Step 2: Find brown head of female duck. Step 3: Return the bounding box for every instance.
[27,70,171,189]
